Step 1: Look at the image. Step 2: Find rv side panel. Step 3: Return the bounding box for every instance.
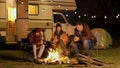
[0,2,6,36]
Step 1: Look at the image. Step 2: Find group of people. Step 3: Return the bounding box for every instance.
[27,21,96,63]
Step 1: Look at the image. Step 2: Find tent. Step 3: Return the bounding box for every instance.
[91,28,112,49]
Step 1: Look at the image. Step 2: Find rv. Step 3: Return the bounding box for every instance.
[0,0,76,44]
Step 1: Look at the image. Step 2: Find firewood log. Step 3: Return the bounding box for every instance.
[75,54,113,66]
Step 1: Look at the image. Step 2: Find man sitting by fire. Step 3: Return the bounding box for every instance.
[51,23,69,56]
[72,21,96,56]
[28,28,45,63]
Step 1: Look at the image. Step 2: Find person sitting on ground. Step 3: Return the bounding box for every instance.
[72,21,96,56]
[51,23,69,56]
[28,28,45,63]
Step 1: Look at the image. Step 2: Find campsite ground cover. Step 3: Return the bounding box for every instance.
[0,47,120,68]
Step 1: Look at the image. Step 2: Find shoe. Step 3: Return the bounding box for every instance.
[34,57,43,64]
[33,58,39,64]
[37,57,43,64]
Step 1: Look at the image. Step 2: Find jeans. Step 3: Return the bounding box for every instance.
[73,39,91,55]
[33,44,45,59]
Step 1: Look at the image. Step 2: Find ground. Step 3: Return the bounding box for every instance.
[0,47,120,68]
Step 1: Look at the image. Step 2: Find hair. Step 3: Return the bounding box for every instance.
[32,28,41,33]
[54,23,63,37]
[56,23,62,29]
[76,21,83,25]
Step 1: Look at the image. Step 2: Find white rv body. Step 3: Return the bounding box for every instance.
[0,0,76,44]
[0,0,6,36]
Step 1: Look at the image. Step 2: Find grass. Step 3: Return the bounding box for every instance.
[0,47,120,68]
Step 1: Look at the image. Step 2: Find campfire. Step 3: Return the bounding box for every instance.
[40,48,70,64]
[38,48,112,66]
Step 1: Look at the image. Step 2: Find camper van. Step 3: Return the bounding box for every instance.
[0,0,76,44]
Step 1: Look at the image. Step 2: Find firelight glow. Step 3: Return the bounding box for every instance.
[45,48,60,63]
[44,48,69,64]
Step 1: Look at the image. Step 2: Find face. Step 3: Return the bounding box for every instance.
[35,32,40,36]
[76,24,83,32]
[57,26,61,32]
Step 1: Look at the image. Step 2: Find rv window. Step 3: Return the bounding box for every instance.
[54,14,66,23]
[28,4,39,15]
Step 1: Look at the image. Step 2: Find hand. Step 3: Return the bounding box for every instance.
[73,36,80,42]
[52,38,58,44]
[38,40,43,45]
[40,40,43,45]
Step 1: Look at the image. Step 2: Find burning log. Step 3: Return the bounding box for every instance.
[75,54,113,66]
[38,48,113,66]
[38,48,70,64]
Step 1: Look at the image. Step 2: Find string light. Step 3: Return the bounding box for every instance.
[66,8,68,11]
[116,16,119,18]
[104,16,107,19]
[74,11,77,14]
[94,16,96,18]
[71,12,120,19]
[78,15,81,18]
[91,15,96,18]
[66,14,68,17]
[117,14,120,16]
[91,16,94,18]
[84,14,86,16]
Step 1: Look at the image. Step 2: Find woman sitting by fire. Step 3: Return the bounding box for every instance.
[51,23,69,56]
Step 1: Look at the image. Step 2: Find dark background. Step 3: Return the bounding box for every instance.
[64,0,120,47]
[65,0,120,35]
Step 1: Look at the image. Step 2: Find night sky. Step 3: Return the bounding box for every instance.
[66,0,120,36]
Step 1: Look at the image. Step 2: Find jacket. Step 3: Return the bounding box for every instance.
[28,32,42,46]
[74,23,96,42]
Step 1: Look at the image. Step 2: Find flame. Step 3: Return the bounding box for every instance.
[44,48,69,64]
[45,48,60,63]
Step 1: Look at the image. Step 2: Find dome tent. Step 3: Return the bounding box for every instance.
[91,28,112,49]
